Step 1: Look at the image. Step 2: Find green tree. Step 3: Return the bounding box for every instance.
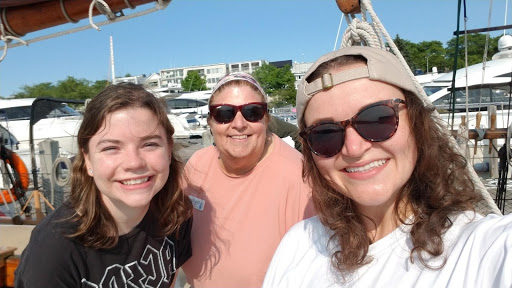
[413,40,447,73]
[54,77,93,99]
[13,82,57,98]
[181,71,207,91]
[252,63,296,106]
[393,35,417,71]
[13,76,108,100]
[90,80,110,96]
[446,33,499,69]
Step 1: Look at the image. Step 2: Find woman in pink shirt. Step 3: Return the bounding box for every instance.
[181,72,315,287]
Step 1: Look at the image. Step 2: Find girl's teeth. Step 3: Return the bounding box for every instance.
[345,160,386,173]
[121,177,149,185]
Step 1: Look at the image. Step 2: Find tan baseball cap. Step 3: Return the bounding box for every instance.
[296,46,420,124]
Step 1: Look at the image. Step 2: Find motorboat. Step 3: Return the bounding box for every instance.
[168,114,206,139]
[165,91,212,127]
[0,98,83,173]
[422,35,512,131]
[0,98,206,173]
[418,35,512,176]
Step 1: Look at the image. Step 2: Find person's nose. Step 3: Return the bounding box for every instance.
[123,147,146,171]
[230,110,248,129]
[340,126,372,158]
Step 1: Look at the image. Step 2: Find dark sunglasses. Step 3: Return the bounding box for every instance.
[209,102,268,124]
[300,98,406,158]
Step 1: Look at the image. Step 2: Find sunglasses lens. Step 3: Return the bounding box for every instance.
[212,106,236,123]
[308,123,345,157]
[241,103,266,122]
[355,105,397,141]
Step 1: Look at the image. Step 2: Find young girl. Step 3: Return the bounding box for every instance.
[16,83,192,287]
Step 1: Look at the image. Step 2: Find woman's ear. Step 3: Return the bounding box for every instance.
[83,149,93,176]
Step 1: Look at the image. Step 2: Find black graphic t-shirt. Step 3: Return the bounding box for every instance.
[15,203,192,288]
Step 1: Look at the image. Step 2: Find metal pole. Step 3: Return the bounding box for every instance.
[110,35,116,84]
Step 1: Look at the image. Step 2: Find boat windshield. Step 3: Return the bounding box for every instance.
[0,104,81,121]
[423,86,444,96]
[433,86,511,112]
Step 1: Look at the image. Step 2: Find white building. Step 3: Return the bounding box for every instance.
[159,60,266,90]
[113,75,147,85]
[291,62,313,89]
[160,63,228,90]
[144,73,162,90]
[228,60,265,74]
[113,59,297,93]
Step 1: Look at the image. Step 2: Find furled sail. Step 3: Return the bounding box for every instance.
[0,0,160,38]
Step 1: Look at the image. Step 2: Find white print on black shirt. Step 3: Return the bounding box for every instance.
[81,238,176,288]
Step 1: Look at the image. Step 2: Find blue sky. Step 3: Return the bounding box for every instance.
[0,0,510,97]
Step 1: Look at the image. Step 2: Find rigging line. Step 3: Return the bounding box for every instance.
[89,0,116,31]
[505,57,512,187]
[360,0,419,91]
[60,0,78,24]
[505,0,510,35]
[0,23,27,63]
[333,14,344,51]
[478,0,494,114]
[449,0,463,130]
[0,5,162,51]
[464,0,469,139]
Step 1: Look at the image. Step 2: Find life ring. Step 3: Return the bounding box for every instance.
[0,151,29,205]
[52,157,72,187]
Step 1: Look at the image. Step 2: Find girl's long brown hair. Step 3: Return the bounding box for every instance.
[68,83,192,248]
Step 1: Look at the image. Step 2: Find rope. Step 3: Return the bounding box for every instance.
[0,23,27,63]
[463,1,471,163]
[60,0,78,24]
[341,18,381,48]
[332,0,433,105]
[0,1,166,52]
[478,0,493,113]
[156,0,171,10]
[336,0,501,215]
[89,0,116,31]
[1,8,21,38]
[124,0,135,9]
[333,14,344,51]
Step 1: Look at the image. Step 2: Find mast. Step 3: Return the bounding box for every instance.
[110,35,116,84]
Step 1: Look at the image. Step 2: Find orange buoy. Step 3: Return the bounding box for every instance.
[335,0,361,14]
[0,151,29,205]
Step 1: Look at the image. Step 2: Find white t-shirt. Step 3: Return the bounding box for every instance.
[263,212,512,288]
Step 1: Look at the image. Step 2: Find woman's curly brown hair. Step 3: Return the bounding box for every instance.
[300,56,483,276]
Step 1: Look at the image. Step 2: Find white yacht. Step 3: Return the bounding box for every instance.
[422,35,512,130]
[0,98,83,171]
[0,98,205,173]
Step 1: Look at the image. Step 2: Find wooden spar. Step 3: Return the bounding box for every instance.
[451,128,508,140]
[450,109,508,140]
[335,0,361,14]
[0,0,156,37]
[474,112,482,155]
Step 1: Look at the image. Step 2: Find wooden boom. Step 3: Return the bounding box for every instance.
[451,128,508,140]
[0,0,156,37]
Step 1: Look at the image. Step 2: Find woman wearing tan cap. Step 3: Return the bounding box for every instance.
[263,46,512,287]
